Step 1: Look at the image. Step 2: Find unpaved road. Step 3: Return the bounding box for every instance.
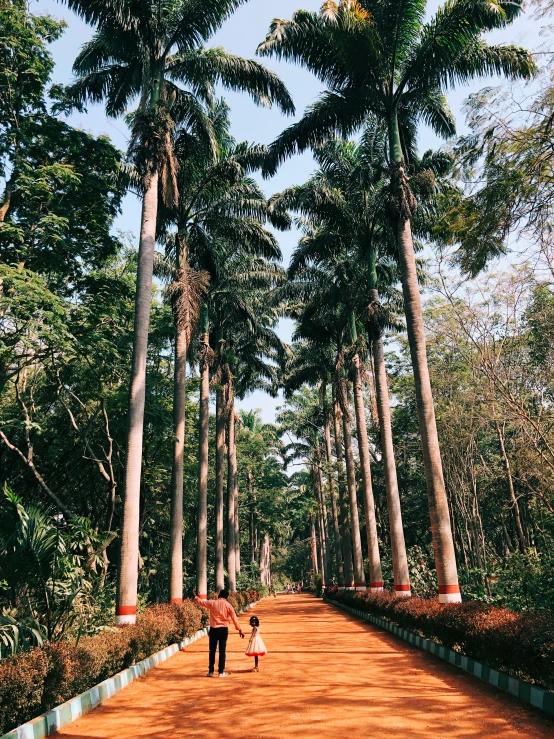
[57,593,554,738]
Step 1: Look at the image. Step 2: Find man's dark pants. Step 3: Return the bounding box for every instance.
[209,626,229,674]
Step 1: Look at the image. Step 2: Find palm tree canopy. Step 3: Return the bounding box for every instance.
[257,0,536,175]
[63,0,295,120]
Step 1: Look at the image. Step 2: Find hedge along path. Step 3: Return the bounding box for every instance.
[56,594,553,739]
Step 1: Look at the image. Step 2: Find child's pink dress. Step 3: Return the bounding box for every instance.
[245,626,267,656]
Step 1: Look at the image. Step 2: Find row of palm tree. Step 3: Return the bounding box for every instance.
[57,0,535,617]
[59,0,293,622]
[259,0,536,602]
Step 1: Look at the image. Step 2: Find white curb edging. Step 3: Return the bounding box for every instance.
[2,598,263,739]
[327,598,554,717]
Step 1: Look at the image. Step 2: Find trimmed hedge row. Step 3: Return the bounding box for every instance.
[0,590,260,735]
[324,586,554,690]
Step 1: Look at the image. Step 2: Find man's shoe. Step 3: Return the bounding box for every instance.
[206,671,214,677]
[218,672,228,678]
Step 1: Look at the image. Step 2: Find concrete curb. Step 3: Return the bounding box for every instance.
[2,599,263,739]
[327,599,554,717]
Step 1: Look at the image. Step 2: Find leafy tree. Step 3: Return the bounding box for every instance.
[0,1,124,290]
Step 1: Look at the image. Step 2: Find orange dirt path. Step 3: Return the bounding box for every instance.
[57,594,553,738]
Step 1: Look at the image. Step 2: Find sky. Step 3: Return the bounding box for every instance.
[34,0,548,423]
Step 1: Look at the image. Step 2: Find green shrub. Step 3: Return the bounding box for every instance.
[324,587,554,690]
[0,591,258,734]
[0,647,48,732]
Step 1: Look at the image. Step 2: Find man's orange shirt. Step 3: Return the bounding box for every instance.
[194,597,241,630]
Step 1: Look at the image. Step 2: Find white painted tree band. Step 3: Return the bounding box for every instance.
[115,614,136,625]
[439,592,462,603]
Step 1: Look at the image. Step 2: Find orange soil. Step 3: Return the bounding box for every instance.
[57,594,553,738]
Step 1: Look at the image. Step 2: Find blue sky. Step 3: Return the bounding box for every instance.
[34,0,546,422]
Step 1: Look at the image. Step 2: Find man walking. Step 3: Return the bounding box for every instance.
[194,590,244,677]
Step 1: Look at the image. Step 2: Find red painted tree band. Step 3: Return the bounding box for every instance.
[169,598,183,605]
[370,582,384,588]
[116,605,137,616]
[354,582,366,588]
[395,584,411,591]
[438,585,461,595]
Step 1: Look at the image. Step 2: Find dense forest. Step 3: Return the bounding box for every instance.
[1,0,554,671]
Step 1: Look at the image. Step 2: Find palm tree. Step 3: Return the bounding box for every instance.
[157,103,284,599]
[281,338,345,585]
[209,252,287,590]
[277,388,333,584]
[64,0,294,623]
[259,0,535,602]
[272,132,410,594]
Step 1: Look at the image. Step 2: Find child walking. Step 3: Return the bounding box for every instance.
[245,615,266,672]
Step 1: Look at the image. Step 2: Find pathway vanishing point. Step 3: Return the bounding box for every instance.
[57,594,554,738]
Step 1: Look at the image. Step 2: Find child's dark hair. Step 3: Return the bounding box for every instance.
[249,615,259,627]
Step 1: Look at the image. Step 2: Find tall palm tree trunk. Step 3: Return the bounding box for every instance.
[248,470,256,563]
[168,234,188,605]
[371,327,411,597]
[116,170,159,625]
[226,394,237,591]
[196,308,210,598]
[169,325,186,603]
[332,393,354,587]
[390,115,460,603]
[310,517,319,574]
[316,449,333,584]
[234,472,240,577]
[351,352,383,591]
[215,387,226,591]
[324,413,344,584]
[339,380,366,589]
[313,461,328,585]
[260,533,271,586]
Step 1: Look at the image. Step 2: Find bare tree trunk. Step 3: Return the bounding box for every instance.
[226,397,237,591]
[169,326,186,604]
[316,449,333,585]
[116,170,159,625]
[333,394,354,587]
[196,320,210,599]
[248,470,256,563]
[234,476,240,577]
[215,387,226,591]
[311,517,319,574]
[372,333,411,597]
[395,213,460,603]
[324,413,344,584]
[259,533,271,586]
[313,462,328,585]
[496,421,527,554]
[340,387,366,590]
[351,352,382,591]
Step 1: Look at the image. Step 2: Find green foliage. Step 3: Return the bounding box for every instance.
[0,487,99,642]
[258,0,535,176]
[0,608,43,659]
[0,2,124,288]
[325,586,554,690]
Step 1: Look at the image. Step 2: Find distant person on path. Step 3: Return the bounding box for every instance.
[245,615,267,672]
[194,590,245,677]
